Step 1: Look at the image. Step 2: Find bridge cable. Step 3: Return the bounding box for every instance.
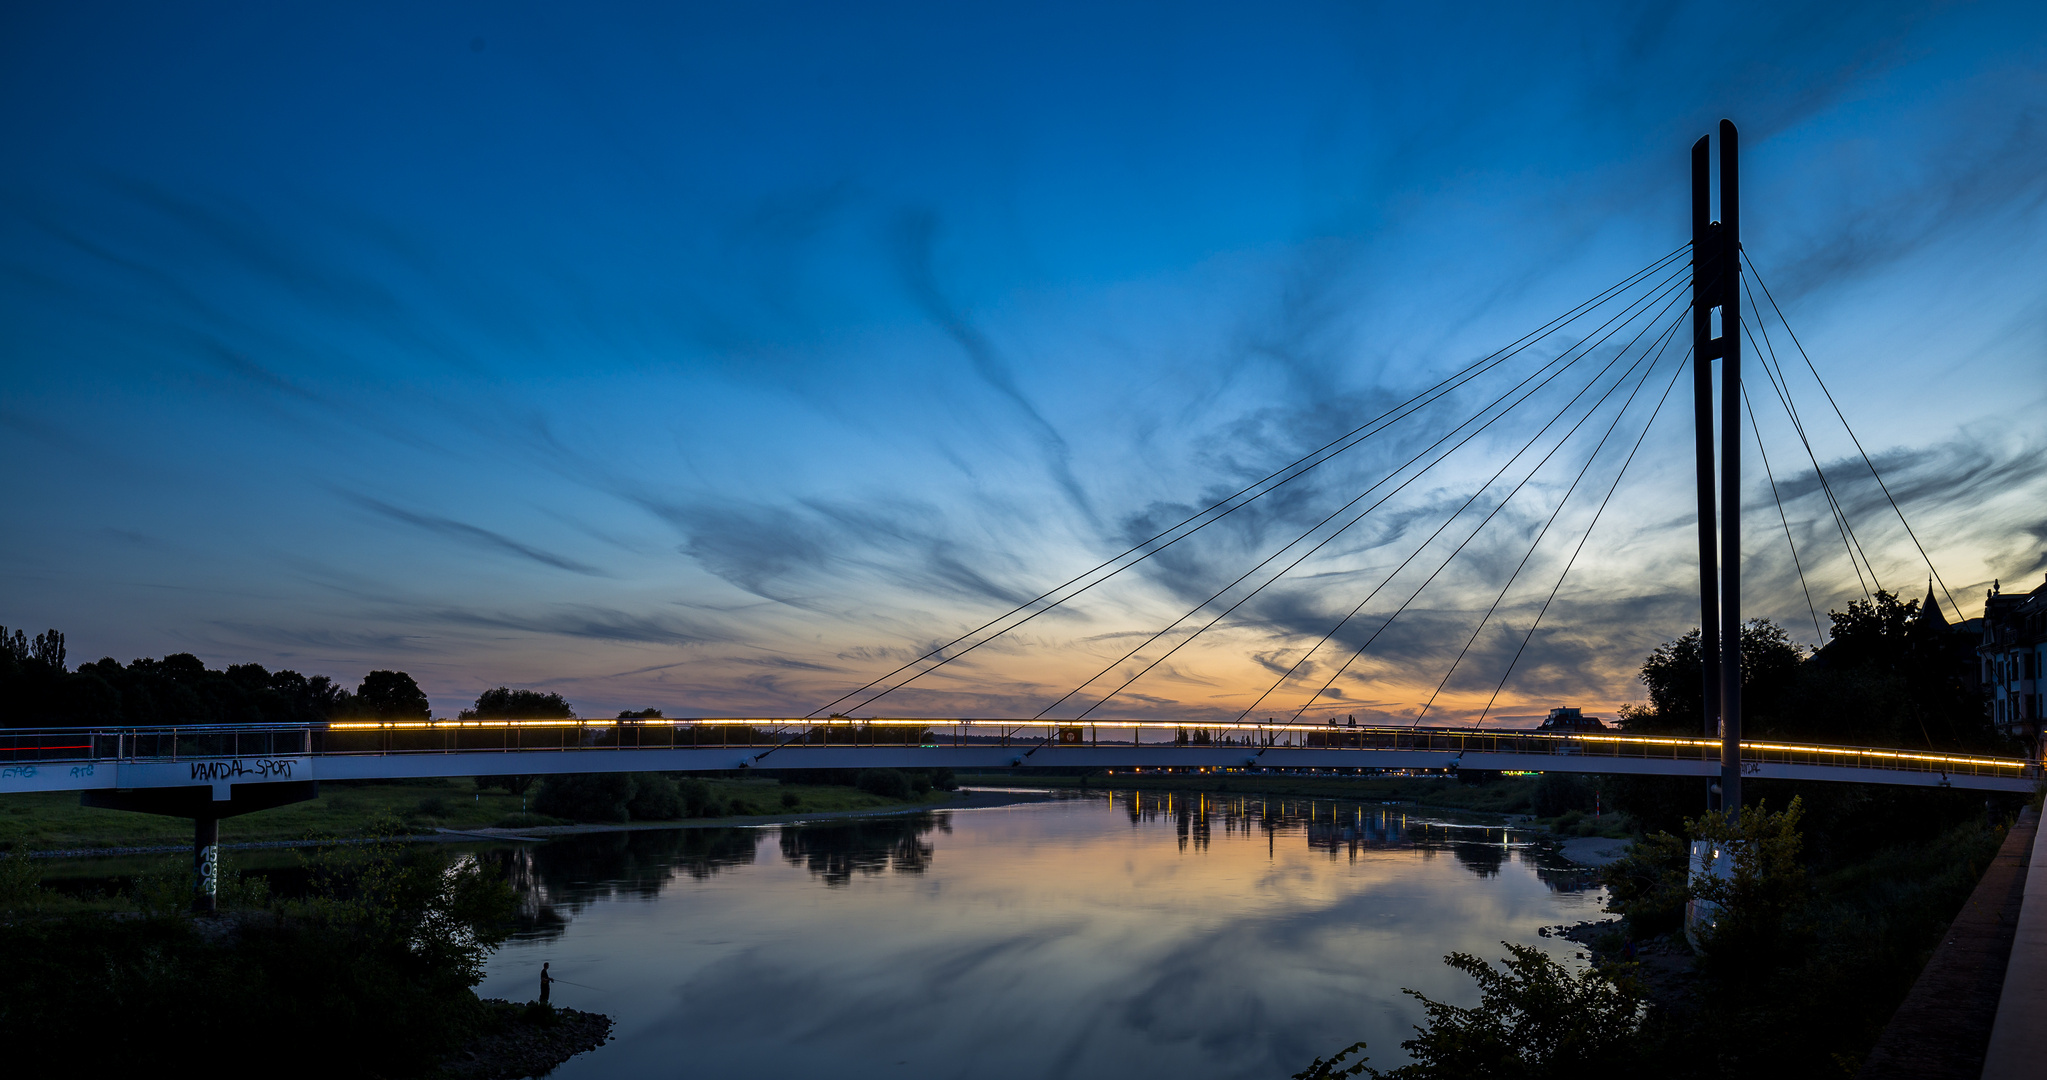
[806,245,1692,717]
[1245,256,1731,722]
[1045,279,1698,723]
[1476,349,1691,724]
[1741,379,1828,644]
[1233,293,1694,724]
[1739,282,1881,598]
[1267,301,1694,725]
[839,256,1695,716]
[1412,311,1688,725]
[1743,254,1960,620]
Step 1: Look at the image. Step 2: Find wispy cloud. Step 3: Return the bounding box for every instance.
[347,495,608,576]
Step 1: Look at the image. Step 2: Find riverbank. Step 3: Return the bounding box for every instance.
[0,776,1002,855]
[443,1001,613,1080]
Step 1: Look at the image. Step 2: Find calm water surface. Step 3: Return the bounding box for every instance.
[472,789,1605,1078]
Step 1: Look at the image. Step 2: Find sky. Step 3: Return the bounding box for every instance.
[2,1,2043,724]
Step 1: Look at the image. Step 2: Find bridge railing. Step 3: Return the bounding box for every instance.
[0,718,2030,783]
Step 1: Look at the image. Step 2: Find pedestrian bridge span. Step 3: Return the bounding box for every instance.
[0,718,2034,799]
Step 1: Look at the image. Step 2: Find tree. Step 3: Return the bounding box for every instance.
[29,630,64,671]
[1298,945,1647,1078]
[1631,620,1804,736]
[0,631,365,728]
[463,687,575,720]
[1807,589,1995,750]
[355,670,431,720]
[1822,590,1919,672]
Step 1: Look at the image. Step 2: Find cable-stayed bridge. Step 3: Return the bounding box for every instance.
[12,123,2024,910]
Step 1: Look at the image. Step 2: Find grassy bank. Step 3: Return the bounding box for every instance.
[963,771,1635,838]
[0,828,558,1078]
[0,776,956,853]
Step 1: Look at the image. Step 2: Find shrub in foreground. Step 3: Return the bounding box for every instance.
[1296,944,1645,1079]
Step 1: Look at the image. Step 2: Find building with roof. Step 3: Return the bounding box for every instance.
[1979,575,2047,747]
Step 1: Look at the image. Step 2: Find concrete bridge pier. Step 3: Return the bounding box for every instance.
[81,781,319,912]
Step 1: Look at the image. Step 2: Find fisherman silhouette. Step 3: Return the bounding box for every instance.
[540,961,554,1004]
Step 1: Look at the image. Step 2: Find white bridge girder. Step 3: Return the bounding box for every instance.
[2,743,2032,798]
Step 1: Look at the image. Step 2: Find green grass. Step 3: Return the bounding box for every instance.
[0,777,955,853]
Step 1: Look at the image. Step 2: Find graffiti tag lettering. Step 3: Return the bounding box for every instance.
[189,758,297,782]
[0,766,37,780]
[69,764,96,778]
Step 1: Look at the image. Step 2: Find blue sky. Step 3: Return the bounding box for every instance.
[3,1,2043,722]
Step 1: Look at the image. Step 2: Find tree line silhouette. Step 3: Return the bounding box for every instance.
[0,627,602,729]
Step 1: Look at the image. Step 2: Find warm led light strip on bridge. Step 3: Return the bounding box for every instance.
[318,718,2029,772]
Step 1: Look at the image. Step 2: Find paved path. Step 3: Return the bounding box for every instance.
[1858,808,2036,1079]
[1983,805,2047,1079]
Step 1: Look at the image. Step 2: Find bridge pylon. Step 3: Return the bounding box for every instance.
[1692,120,1742,816]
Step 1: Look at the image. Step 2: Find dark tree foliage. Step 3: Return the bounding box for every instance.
[0,829,517,1078]
[1530,772,1593,818]
[534,773,636,822]
[356,669,431,720]
[533,773,688,822]
[463,687,576,719]
[1614,601,2000,834]
[1297,945,1647,1078]
[0,626,410,728]
[1628,598,1993,751]
[856,768,914,799]
[475,773,538,796]
[1630,620,1805,737]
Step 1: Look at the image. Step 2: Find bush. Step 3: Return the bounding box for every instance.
[522,999,560,1027]
[780,791,800,809]
[626,775,684,820]
[1297,945,1647,1078]
[474,775,536,796]
[1389,944,1646,1076]
[678,779,721,818]
[856,769,913,800]
[1532,773,1591,818]
[1685,798,1808,980]
[532,774,634,822]
[410,796,453,820]
[0,826,518,1077]
[1599,831,1690,937]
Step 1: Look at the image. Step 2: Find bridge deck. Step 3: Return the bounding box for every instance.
[0,719,2034,797]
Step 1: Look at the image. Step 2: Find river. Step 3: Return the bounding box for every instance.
[468,787,1605,1078]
